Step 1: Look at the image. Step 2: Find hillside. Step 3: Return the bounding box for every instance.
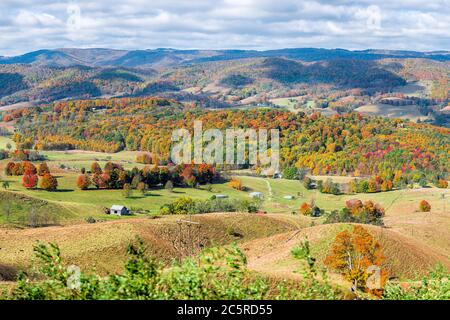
[241,223,450,282]
[0,191,74,228]
[0,50,448,127]
[0,213,302,280]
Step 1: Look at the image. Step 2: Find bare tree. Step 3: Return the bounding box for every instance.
[2,203,12,222]
[28,207,39,228]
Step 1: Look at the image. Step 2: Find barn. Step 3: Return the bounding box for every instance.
[110,205,130,216]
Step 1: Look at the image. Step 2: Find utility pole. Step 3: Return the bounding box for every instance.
[176,213,201,258]
[441,193,447,213]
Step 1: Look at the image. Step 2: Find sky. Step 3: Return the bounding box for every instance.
[0,0,449,56]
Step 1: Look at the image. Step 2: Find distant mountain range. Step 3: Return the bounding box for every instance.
[1,48,449,68]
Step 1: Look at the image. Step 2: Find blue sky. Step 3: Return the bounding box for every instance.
[0,0,449,56]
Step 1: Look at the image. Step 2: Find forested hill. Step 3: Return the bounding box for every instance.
[8,97,450,184]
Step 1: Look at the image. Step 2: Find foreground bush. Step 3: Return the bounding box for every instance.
[6,240,339,300]
[383,265,450,300]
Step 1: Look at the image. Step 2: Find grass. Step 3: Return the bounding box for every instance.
[355,103,431,122]
[0,171,256,222]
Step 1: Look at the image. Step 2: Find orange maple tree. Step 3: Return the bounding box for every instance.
[324,225,387,296]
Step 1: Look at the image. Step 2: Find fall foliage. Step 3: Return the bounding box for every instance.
[324,225,387,296]
[229,177,243,190]
[419,200,431,212]
[76,174,91,190]
[40,173,58,191]
[22,170,38,189]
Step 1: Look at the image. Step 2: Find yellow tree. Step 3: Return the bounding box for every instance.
[324,225,387,296]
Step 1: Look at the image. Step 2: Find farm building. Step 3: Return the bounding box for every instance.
[109,205,130,216]
[249,192,263,199]
[215,194,229,199]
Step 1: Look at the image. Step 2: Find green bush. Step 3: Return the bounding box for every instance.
[159,197,261,215]
[383,265,450,300]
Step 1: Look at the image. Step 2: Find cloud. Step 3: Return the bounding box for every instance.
[0,0,448,56]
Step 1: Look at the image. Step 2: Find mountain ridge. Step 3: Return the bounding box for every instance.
[1,48,449,68]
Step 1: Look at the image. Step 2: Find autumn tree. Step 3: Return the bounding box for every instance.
[76,174,91,190]
[181,165,196,187]
[122,183,132,198]
[5,162,15,176]
[299,202,312,216]
[91,162,102,174]
[37,162,50,176]
[22,162,37,175]
[419,200,431,212]
[40,173,58,191]
[229,177,243,190]
[22,169,39,189]
[324,225,387,296]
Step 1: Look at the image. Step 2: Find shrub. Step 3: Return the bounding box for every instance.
[282,167,298,180]
[383,265,450,300]
[85,216,96,224]
[419,200,431,212]
[436,180,448,189]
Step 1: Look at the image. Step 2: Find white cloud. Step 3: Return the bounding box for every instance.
[0,0,448,56]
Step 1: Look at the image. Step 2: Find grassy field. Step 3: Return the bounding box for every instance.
[355,103,431,122]
[270,97,338,116]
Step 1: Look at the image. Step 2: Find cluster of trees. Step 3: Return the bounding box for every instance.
[4,161,57,191]
[348,176,394,194]
[0,148,44,162]
[135,152,158,165]
[299,202,323,217]
[76,162,217,191]
[5,161,49,176]
[159,197,261,215]
[324,199,385,226]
